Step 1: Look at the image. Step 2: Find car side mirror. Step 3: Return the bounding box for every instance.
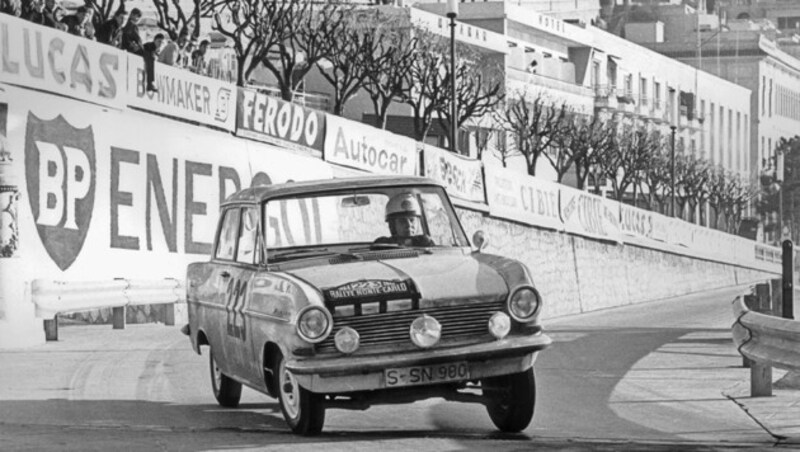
[472,230,488,252]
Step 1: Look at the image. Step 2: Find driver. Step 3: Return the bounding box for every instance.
[375,193,435,247]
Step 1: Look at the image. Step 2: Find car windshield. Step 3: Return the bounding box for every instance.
[263,185,469,252]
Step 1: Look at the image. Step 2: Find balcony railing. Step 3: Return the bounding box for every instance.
[594,84,616,98]
[506,67,594,97]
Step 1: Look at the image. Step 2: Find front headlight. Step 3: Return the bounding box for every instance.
[508,287,541,322]
[296,306,332,343]
[334,327,360,354]
[409,314,441,348]
[488,312,511,339]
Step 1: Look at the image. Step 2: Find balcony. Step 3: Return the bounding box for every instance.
[594,84,618,110]
[637,97,650,116]
[506,67,594,98]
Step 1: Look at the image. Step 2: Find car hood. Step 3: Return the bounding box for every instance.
[282,254,509,306]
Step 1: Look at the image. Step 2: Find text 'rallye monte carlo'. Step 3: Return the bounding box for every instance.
[184,176,552,435]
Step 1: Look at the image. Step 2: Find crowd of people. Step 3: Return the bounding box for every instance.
[6,0,214,90]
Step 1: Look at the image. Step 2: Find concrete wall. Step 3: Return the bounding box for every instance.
[457,209,776,320]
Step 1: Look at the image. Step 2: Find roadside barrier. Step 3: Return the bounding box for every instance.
[732,283,800,397]
[31,278,185,341]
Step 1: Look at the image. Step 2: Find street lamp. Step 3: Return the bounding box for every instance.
[447,0,458,153]
[670,125,677,217]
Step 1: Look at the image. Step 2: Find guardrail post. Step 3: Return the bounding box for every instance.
[43,316,58,341]
[742,292,760,368]
[751,362,773,397]
[782,240,794,319]
[743,285,772,368]
[112,306,125,330]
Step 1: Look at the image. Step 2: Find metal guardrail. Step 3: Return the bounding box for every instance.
[31,278,185,341]
[732,292,800,396]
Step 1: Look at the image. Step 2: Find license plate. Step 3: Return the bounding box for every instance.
[384,362,470,388]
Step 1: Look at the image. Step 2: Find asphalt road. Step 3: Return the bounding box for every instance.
[0,286,787,451]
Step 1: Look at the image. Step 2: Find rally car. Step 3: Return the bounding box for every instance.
[185,176,551,435]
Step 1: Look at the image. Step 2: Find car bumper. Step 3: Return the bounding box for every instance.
[287,333,551,393]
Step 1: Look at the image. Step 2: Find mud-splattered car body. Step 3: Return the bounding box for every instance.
[186,175,551,434]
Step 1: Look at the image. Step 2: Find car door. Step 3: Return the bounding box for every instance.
[207,205,257,384]
[229,206,263,386]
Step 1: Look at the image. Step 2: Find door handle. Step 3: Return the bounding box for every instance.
[220,271,231,278]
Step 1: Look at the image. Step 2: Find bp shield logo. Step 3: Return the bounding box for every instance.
[24,113,96,271]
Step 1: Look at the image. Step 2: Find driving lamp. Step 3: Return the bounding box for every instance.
[508,287,541,322]
[488,312,511,339]
[334,327,360,354]
[297,306,332,343]
[409,314,442,348]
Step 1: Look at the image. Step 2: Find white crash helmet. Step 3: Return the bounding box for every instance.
[385,193,421,221]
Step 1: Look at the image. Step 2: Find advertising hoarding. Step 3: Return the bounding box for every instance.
[323,114,417,176]
[127,57,236,131]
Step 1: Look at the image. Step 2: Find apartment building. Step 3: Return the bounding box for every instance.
[304,2,750,188]
[720,0,800,31]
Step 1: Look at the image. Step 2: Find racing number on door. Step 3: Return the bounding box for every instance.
[226,277,247,341]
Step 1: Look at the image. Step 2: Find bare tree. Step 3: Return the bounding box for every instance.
[401,29,449,142]
[262,1,350,101]
[435,48,505,151]
[360,13,418,129]
[151,0,208,39]
[706,166,726,229]
[640,137,672,214]
[720,174,758,233]
[318,7,391,116]
[601,123,658,202]
[675,153,711,223]
[563,115,615,189]
[209,0,280,86]
[494,92,571,177]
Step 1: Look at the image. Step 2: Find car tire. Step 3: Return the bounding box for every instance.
[209,348,242,408]
[483,367,536,433]
[275,353,325,435]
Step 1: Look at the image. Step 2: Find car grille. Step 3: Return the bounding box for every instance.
[316,299,506,354]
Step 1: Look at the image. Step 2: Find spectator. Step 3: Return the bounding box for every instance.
[120,7,143,55]
[142,33,164,92]
[0,0,20,17]
[40,0,66,30]
[61,6,94,39]
[96,8,127,47]
[23,0,45,24]
[182,40,196,69]
[190,39,209,75]
[158,31,188,67]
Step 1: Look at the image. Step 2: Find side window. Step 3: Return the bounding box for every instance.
[236,207,259,265]
[420,193,455,246]
[215,208,240,260]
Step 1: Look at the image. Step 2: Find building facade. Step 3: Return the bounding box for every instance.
[303,1,751,208]
[620,6,800,242]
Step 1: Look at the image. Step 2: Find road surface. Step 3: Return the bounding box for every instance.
[0,286,787,450]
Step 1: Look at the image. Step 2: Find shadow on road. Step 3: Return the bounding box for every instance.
[532,326,738,441]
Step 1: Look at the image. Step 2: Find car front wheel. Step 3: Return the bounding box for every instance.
[275,353,325,435]
[209,348,242,408]
[483,367,536,432]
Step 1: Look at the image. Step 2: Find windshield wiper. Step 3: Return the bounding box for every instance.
[271,248,362,262]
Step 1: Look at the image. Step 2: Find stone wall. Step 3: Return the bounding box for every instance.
[63,205,778,326]
[457,208,777,320]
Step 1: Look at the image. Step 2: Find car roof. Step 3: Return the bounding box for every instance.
[222,175,445,205]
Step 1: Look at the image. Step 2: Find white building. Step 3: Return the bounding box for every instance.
[305,2,751,185]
